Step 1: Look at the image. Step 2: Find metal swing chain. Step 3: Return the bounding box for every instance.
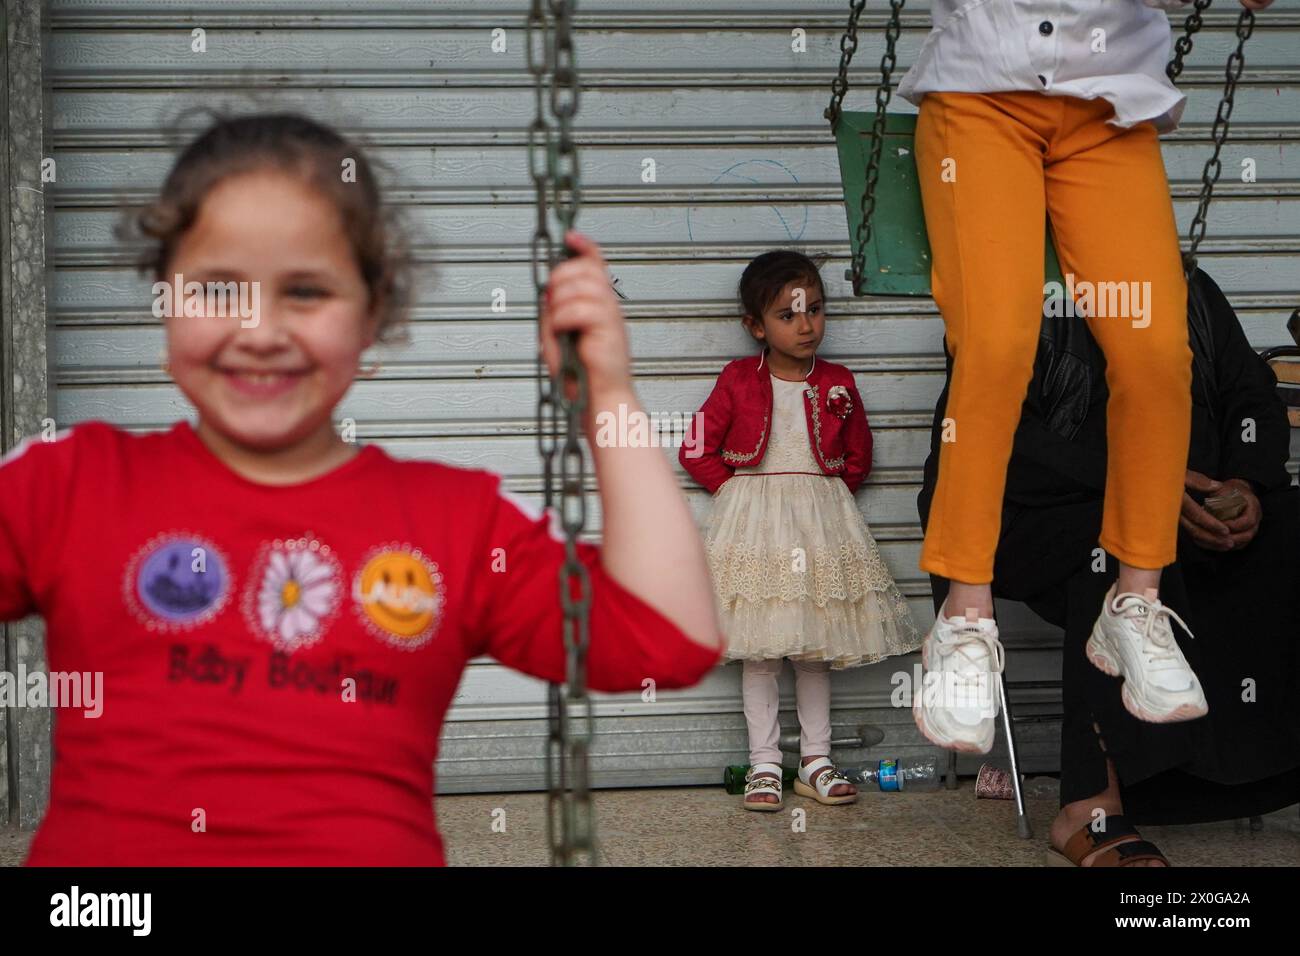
[526,0,596,867]
[1171,3,1256,278]
[824,0,868,130]
[1166,0,1214,83]
[823,0,907,296]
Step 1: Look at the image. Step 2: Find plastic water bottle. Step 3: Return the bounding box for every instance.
[845,756,941,792]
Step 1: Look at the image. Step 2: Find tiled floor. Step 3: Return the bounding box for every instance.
[4,780,1297,866]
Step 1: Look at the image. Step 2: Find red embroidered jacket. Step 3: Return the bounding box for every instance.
[679,349,873,495]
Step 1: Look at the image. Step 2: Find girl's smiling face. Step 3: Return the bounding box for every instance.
[163,169,378,455]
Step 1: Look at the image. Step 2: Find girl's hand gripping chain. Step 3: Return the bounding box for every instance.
[537,227,723,653]
[539,230,632,409]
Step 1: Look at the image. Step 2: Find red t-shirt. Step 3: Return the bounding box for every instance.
[0,421,718,865]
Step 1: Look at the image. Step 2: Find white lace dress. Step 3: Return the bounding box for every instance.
[704,373,922,669]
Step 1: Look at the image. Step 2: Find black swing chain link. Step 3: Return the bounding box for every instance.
[823,0,906,297]
[1173,3,1256,278]
[1165,0,1213,84]
[824,0,867,130]
[526,0,596,867]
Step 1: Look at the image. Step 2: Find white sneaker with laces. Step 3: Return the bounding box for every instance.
[1086,583,1208,723]
[912,599,1005,754]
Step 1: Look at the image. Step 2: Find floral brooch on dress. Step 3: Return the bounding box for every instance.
[827,384,853,420]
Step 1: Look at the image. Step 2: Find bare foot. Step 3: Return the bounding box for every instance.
[1045,806,1170,868]
[1051,752,1166,866]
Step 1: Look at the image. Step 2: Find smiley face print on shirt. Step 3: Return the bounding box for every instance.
[351,544,443,650]
[123,532,232,631]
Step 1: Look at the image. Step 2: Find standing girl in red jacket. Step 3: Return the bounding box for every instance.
[681,250,920,811]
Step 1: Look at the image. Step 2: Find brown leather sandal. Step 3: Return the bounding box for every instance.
[1045,815,1170,867]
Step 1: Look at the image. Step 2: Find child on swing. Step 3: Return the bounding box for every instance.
[898,0,1274,863]
[3,112,721,865]
[681,251,921,810]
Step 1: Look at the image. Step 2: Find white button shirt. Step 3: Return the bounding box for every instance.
[897,0,1192,132]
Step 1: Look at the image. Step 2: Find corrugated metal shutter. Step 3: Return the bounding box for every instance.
[46,0,1300,792]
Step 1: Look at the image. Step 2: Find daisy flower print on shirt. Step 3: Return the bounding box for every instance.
[243,536,343,652]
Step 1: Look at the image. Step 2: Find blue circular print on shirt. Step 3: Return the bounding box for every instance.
[126,534,230,630]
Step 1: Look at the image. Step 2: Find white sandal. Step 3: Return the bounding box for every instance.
[793,756,858,806]
[742,762,784,812]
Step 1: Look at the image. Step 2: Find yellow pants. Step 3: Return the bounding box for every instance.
[915,91,1192,584]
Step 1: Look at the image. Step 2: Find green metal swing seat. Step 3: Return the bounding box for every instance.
[831,110,1065,297]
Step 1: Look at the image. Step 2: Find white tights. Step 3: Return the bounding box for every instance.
[741,658,832,766]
